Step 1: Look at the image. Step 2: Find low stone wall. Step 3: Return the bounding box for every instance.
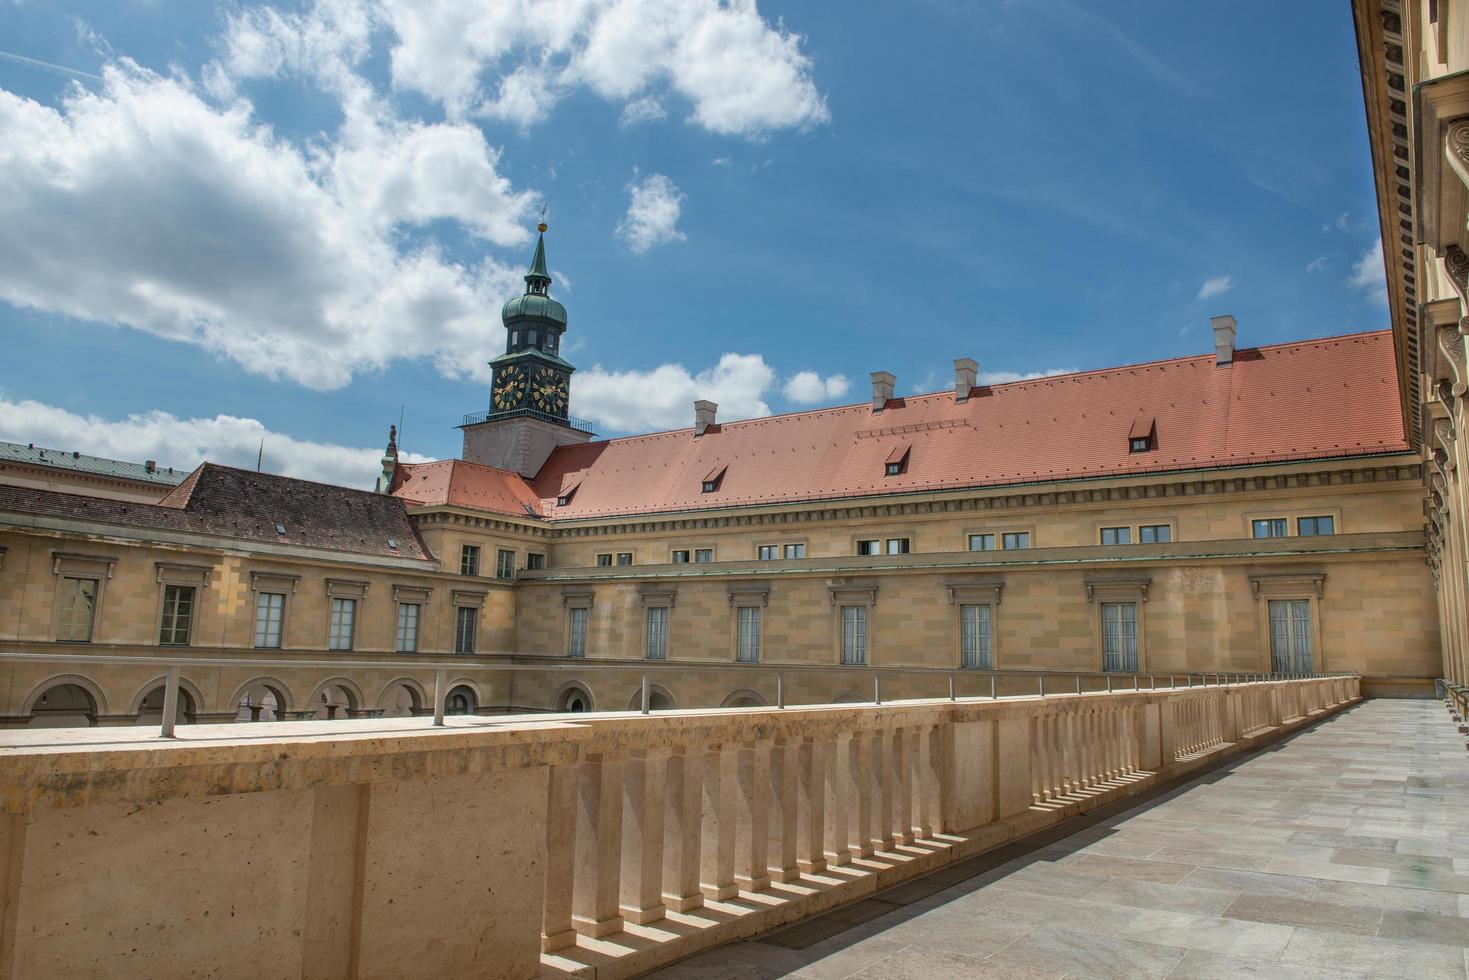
[0,676,1359,979]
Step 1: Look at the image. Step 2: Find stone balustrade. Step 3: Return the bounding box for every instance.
[0,676,1358,979]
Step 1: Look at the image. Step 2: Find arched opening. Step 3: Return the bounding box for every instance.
[234,679,290,722]
[134,685,196,727]
[312,682,359,720]
[626,685,675,712]
[27,681,99,728]
[446,685,478,715]
[555,683,594,713]
[721,689,769,709]
[378,679,424,718]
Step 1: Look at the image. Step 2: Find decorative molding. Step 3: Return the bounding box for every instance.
[1449,120,1469,203]
[1248,570,1326,600]
[827,579,879,607]
[325,578,369,600]
[946,575,1004,606]
[155,561,213,587]
[249,571,300,593]
[392,584,432,604]
[561,587,594,609]
[637,583,677,608]
[1438,324,1467,395]
[725,580,771,607]
[1433,418,1457,474]
[50,551,118,578]
[451,589,488,609]
[1083,575,1151,603]
[1447,246,1469,315]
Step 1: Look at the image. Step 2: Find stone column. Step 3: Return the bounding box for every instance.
[894,728,914,845]
[700,744,737,901]
[847,731,874,858]
[872,729,895,852]
[733,740,772,893]
[542,761,579,952]
[572,753,624,938]
[923,724,946,836]
[823,731,853,866]
[661,747,704,913]
[767,738,800,883]
[619,748,668,924]
[796,736,828,874]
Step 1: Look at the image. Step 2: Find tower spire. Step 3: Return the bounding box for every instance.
[525,221,550,294]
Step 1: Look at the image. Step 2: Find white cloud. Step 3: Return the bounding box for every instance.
[0,397,428,489]
[1195,275,1232,301]
[619,95,666,127]
[1350,237,1387,305]
[783,371,849,404]
[573,352,775,432]
[0,61,532,391]
[976,367,1078,386]
[616,172,686,253]
[1305,256,1327,273]
[379,0,829,136]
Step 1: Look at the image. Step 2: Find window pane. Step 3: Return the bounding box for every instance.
[596,554,612,567]
[396,603,419,652]
[329,598,356,651]
[617,553,634,566]
[1101,602,1138,672]
[646,607,668,660]
[1298,516,1334,536]
[1253,518,1286,538]
[737,606,760,663]
[495,550,515,578]
[672,550,690,563]
[886,538,909,555]
[841,605,868,665]
[695,549,714,563]
[784,543,805,559]
[960,603,992,669]
[1139,524,1171,543]
[568,607,587,657]
[1003,532,1030,549]
[455,606,477,654]
[526,553,545,570]
[968,533,995,551]
[758,545,777,560]
[59,577,98,642]
[460,546,480,576]
[160,584,194,645]
[254,592,284,648]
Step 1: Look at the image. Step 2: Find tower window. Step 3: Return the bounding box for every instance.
[528,329,538,347]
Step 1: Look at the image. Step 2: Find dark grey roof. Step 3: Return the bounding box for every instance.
[0,441,187,486]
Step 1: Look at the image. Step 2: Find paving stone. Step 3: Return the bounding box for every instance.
[984,925,1188,978]
[1280,927,1468,979]
[1222,893,1382,935]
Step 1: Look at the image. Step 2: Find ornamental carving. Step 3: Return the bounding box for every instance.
[1448,120,1469,201]
[1448,246,1469,315]
[1440,324,1467,395]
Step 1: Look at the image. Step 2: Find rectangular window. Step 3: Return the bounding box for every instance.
[254,592,285,648]
[758,545,778,560]
[646,607,668,660]
[968,533,996,552]
[496,549,515,579]
[1252,518,1287,539]
[1101,602,1139,672]
[159,584,195,645]
[672,549,691,563]
[57,576,98,642]
[1298,515,1335,536]
[455,605,478,654]
[568,607,588,658]
[526,553,546,571]
[395,603,420,653]
[783,543,805,559]
[857,539,880,556]
[1002,532,1031,550]
[694,548,714,563]
[1269,599,1314,673]
[596,553,613,567]
[1100,526,1132,546]
[1139,524,1172,544]
[617,552,634,566]
[840,605,868,665]
[460,545,480,576]
[886,538,910,555]
[329,597,356,651]
[960,603,992,669]
[736,606,761,663]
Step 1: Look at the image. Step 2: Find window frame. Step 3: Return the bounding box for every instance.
[1100,601,1140,673]
[56,575,100,643]
[694,547,715,563]
[596,553,613,567]
[525,552,546,571]
[253,591,286,649]
[1297,515,1336,536]
[454,604,478,655]
[839,605,869,666]
[1099,526,1132,546]
[459,544,481,576]
[959,602,994,669]
[1251,517,1288,539]
[967,533,996,552]
[616,552,634,566]
[328,597,357,652]
[671,549,691,564]
[395,602,421,653]
[1002,531,1031,550]
[1085,577,1149,672]
[1138,524,1172,544]
[735,605,762,663]
[567,605,588,658]
[645,606,669,660]
[248,572,298,649]
[158,583,196,646]
[495,549,516,579]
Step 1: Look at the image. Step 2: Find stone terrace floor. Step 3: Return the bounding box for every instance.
[650,699,1469,979]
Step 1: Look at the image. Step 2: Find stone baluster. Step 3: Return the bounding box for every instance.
[915,724,940,838]
[662,747,705,912]
[796,737,828,874]
[733,740,772,893]
[823,732,853,867]
[700,744,738,901]
[572,753,625,938]
[619,748,669,925]
[847,731,875,859]
[894,728,914,845]
[542,761,579,952]
[873,729,896,851]
[768,738,800,883]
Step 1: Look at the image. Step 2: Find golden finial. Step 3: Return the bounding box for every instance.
[537,222,548,233]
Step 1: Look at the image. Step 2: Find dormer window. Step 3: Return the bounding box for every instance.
[1128,417,1156,453]
[556,480,581,507]
[884,444,911,476]
[275,523,286,535]
[702,465,727,493]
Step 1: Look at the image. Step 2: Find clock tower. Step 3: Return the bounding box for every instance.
[460,225,594,477]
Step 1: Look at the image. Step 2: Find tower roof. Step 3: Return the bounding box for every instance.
[526,232,550,282]
[502,227,566,325]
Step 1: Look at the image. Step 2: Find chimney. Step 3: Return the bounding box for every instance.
[1211,315,1237,366]
[144,460,157,473]
[871,371,896,411]
[694,399,718,436]
[953,357,978,402]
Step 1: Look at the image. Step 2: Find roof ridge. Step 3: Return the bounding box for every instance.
[0,439,179,471]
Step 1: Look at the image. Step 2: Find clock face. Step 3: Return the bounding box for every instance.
[531,366,569,414]
[492,365,527,411]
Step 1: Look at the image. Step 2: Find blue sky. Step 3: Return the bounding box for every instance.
[0,0,1388,486]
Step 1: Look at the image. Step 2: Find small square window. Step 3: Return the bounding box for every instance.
[1002,531,1030,550]
[1100,526,1131,546]
[885,462,902,476]
[968,533,996,552]
[596,553,613,567]
[275,523,287,535]
[672,550,691,563]
[1129,437,1150,453]
[526,553,546,571]
[1139,524,1171,544]
[495,549,515,579]
[857,539,880,556]
[702,481,718,492]
[616,552,634,566]
[783,543,805,559]
[886,537,910,555]
[460,545,481,576]
[1252,518,1287,539]
[1298,515,1335,536]
[758,545,778,560]
[694,548,714,563]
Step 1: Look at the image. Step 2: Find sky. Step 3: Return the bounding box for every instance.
[0,0,1390,488]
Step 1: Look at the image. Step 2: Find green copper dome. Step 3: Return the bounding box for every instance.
[501,291,567,323]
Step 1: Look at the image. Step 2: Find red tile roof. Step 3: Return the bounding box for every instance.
[392,331,1408,521]
[2,464,432,560]
[391,458,545,517]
